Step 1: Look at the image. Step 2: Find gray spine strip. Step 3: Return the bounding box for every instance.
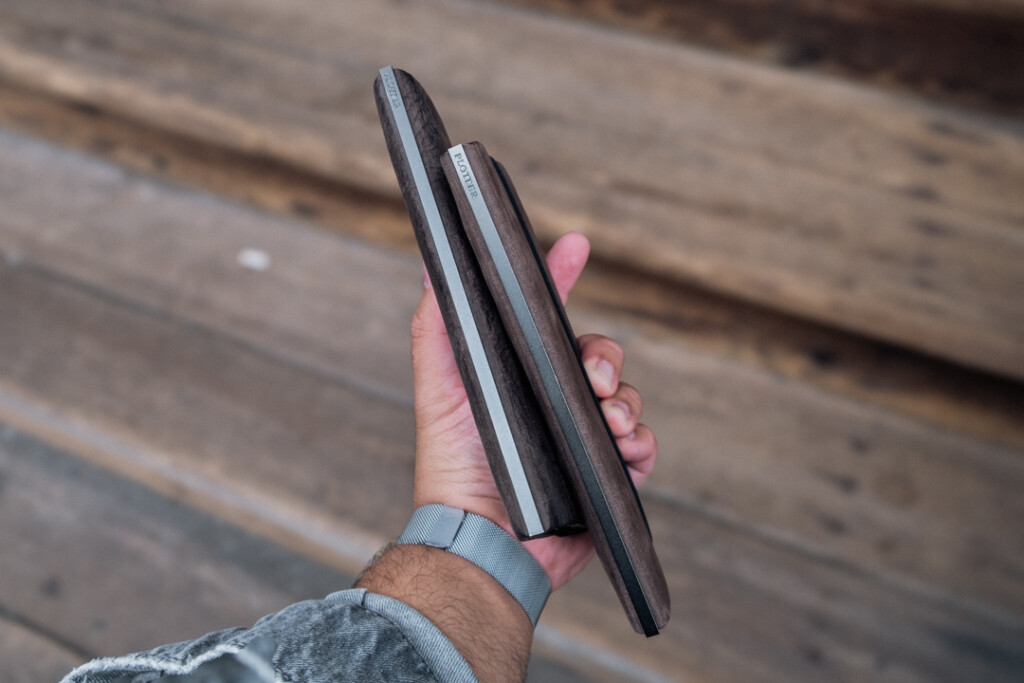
[449,143,656,634]
[380,70,543,538]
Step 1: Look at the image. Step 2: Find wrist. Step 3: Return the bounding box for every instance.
[411,488,592,589]
[356,542,532,683]
[412,465,518,539]
[397,504,551,626]
[413,490,512,535]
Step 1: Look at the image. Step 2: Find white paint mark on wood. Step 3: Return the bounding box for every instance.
[237,248,270,271]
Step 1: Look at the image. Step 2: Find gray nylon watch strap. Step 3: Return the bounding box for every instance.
[397,504,551,626]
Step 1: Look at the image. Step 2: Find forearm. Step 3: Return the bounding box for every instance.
[356,543,533,683]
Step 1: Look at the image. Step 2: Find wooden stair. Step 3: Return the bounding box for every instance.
[0,1,1021,681]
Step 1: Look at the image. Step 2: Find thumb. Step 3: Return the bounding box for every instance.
[545,232,591,305]
[411,272,465,410]
[411,230,590,405]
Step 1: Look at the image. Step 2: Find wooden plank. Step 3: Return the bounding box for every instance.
[501,0,1024,116]
[0,128,421,407]
[3,322,1023,683]
[0,423,353,663]
[0,0,1022,379]
[0,612,85,683]
[1,80,1020,456]
[0,265,419,558]
[613,326,1024,620]
[0,129,1021,627]
[545,496,1024,683]
[574,259,1024,454]
[1,256,1021,682]
[0,424,593,683]
[0,79,421,252]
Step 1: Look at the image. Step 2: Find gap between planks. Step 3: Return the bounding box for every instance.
[0,296,1019,679]
[0,81,1020,455]
[0,0,1022,379]
[0,404,650,682]
[1,125,1022,627]
[1,220,1022,678]
[4,246,1022,634]
[0,602,91,676]
[0,126,1019,634]
[498,0,1024,117]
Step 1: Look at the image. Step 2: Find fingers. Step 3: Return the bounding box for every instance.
[410,279,470,427]
[600,383,642,437]
[618,425,657,487]
[413,230,589,391]
[545,232,590,305]
[579,332,657,487]
[411,275,444,341]
[580,334,624,397]
[414,232,659,497]
[601,382,656,486]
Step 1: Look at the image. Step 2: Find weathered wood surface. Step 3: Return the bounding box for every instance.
[0,614,84,683]
[0,424,353,658]
[571,496,1024,682]
[1,130,1022,680]
[0,425,583,683]
[1,0,1023,380]
[2,262,1021,681]
[1,80,1021,456]
[503,0,1024,116]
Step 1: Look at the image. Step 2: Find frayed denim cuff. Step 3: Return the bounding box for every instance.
[60,588,477,682]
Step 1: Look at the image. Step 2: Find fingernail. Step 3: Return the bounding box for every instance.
[422,265,432,290]
[605,400,630,425]
[595,359,616,390]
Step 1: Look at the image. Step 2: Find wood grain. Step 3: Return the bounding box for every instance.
[0,129,1021,626]
[0,264,418,562]
[0,423,591,683]
[3,266,1022,680]
[0,0,1019,677]
[0,79,1020,457]
[607,320,1024,620]
[0,423,353,662]
[544,495,1024,682]
[501,0,1024,116]
[0,613,85,683]
[0,0,1022,378]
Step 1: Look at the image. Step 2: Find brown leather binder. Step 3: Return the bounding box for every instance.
[374,66,669,636]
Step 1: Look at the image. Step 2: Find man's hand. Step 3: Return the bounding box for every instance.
[359,232,658,682]
[410,232,658,589]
